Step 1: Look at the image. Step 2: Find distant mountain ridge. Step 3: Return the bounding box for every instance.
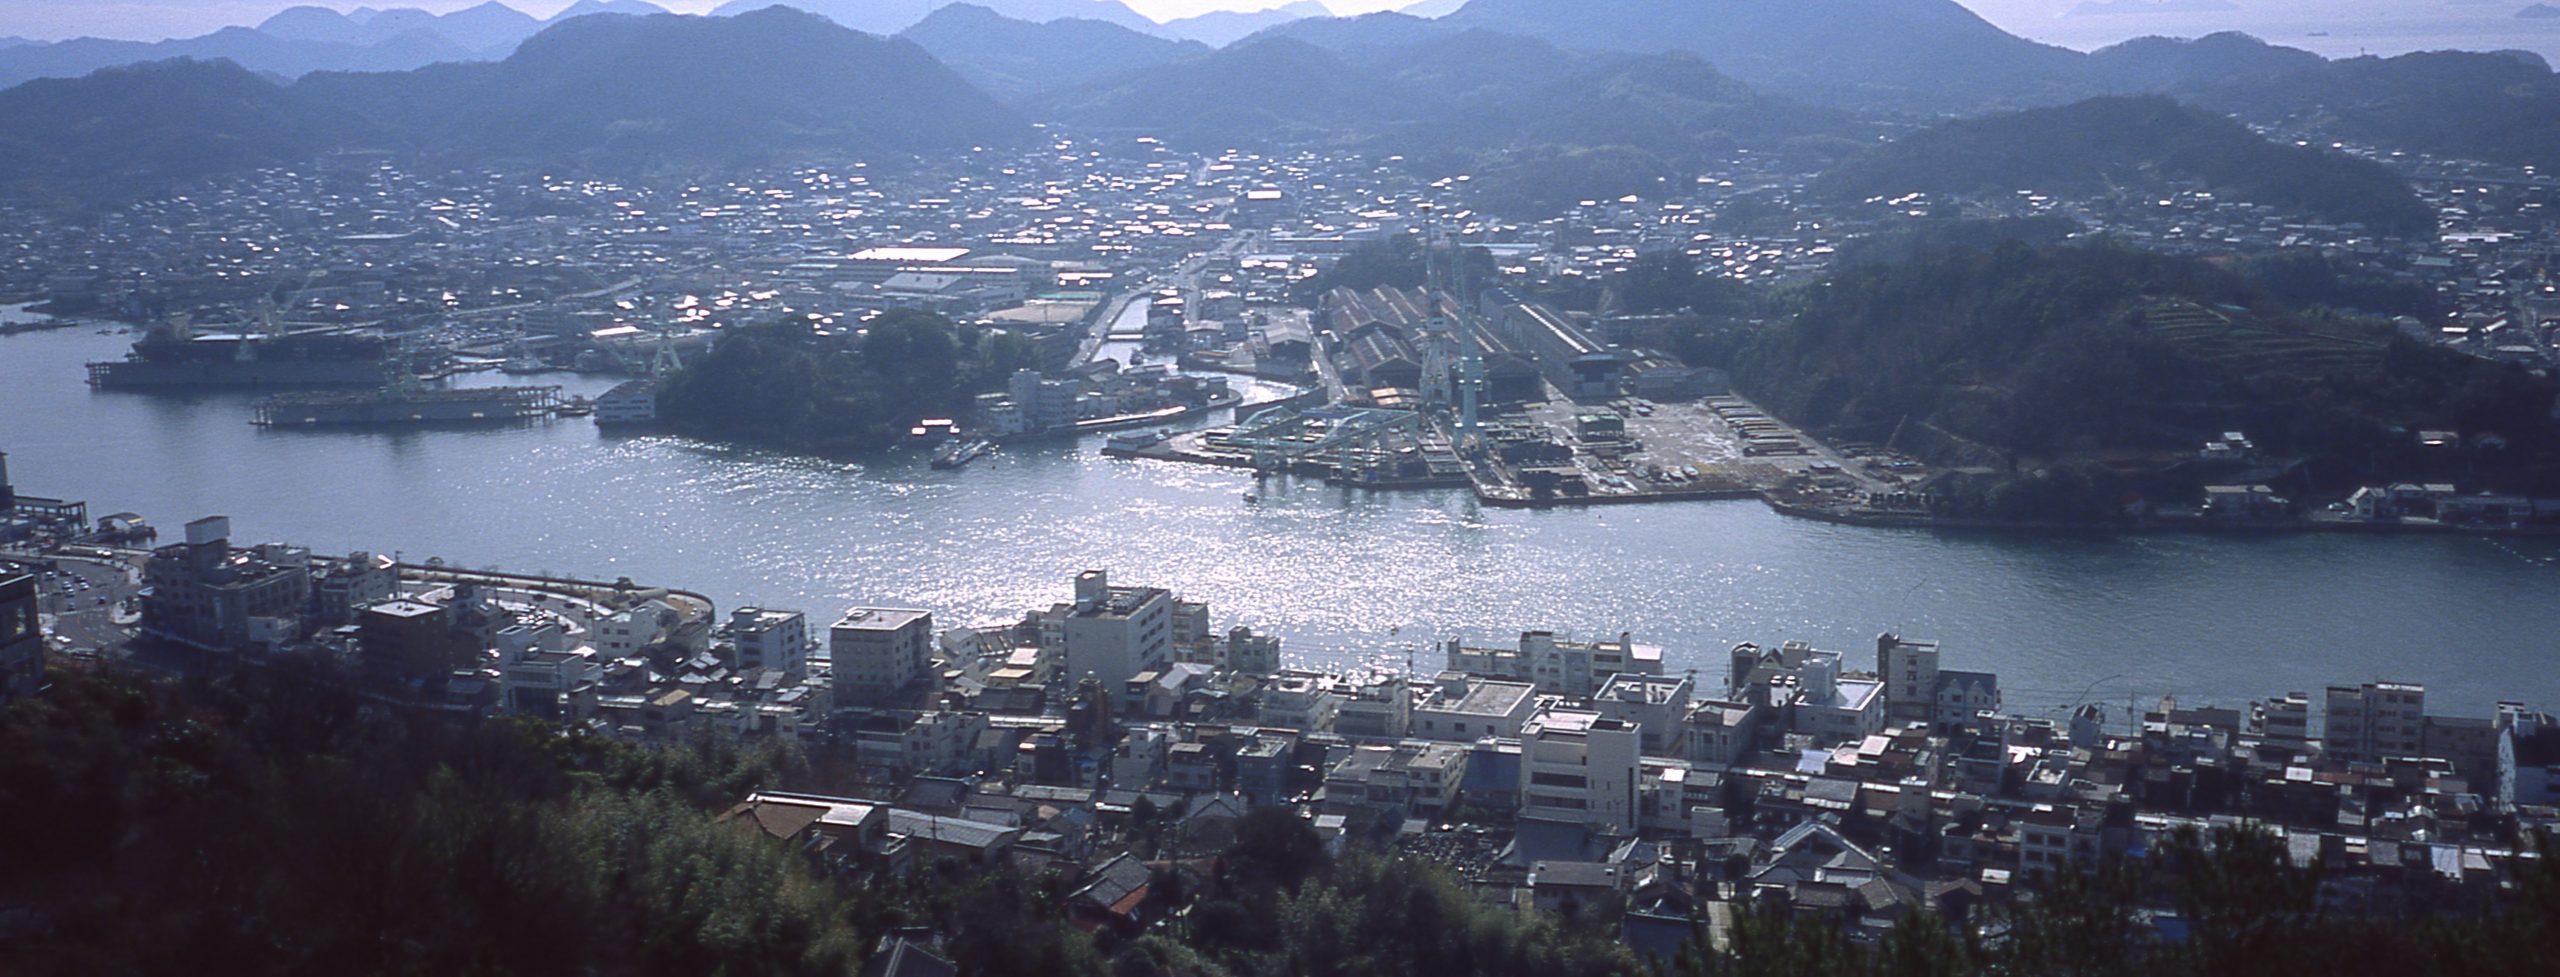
[1440,0,2094,112]
[711,0,1157,35]
[901,4,1207,100]
[0,1,672,90]
[1156,2,1334,46]
[0,7,1031,206]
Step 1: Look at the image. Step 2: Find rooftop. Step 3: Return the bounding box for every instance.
[1598,672,1689,705]
[835,607,931,631]
[1419,677,1537,718]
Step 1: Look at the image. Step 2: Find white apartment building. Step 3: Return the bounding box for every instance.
[727,606,810,677]
[1594,672,1692,754]
[1059,570,1174,693]
[831,607,934,704]
[1412,672,1539,741]
[1444,630,1664,698]
[1520,706,1641,833]
[1733,640,1886,747]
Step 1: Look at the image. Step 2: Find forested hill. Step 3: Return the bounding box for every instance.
[1728,241,2560,516]
[1815,96,2435,237]
[302,6,1029,163]
[2183,49,2560,173]
[899,3,1208,101]
[654,310,1042,453]
[1033,26,1863,213]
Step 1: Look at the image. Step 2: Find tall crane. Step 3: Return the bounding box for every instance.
[1421,202,1486,450]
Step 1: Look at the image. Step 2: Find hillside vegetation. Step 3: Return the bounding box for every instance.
[1726,241,2560,519]
[0,664,854,975]
[656,310,1042,453]
[899,3,1208,101]
[2185,49,2560,172]
[1034,26,1861,214]
[1816,96,2434,236]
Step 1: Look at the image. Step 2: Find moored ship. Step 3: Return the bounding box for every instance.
[253,386,564,427]
[87,323,396,389]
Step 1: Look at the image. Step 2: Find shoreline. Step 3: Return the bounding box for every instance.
[1109,428,2560,540]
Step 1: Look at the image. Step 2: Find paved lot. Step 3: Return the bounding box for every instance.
[4,549,144,661]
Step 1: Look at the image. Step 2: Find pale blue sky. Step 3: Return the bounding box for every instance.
[0,0,2541,55]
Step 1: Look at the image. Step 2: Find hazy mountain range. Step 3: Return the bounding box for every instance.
[0,7,1025,203]
[0,0,1361,89]
[3,0,2558,221]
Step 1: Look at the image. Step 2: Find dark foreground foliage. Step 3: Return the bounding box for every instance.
[0,662,852,976]
[6,664,2553,977]
[1693,827,2560,977]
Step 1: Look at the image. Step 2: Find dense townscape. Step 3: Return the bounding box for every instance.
[4,506,2558,973]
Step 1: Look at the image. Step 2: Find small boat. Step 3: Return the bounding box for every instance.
[932,438,993,470]
[1242,491,1260,504]
[1105,430,1170,453]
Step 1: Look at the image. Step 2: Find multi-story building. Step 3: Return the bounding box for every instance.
[1322,740,1467,818]
[594,598,684,659]
[0,573,41,703]
[725,606,810,677]
[496,619,602,720]
[140,516,312,652]
[1444,630,1662,698]
[1219,625,1282,674]
[358,599,479,681]
[1877,633,2000,730]
[1593,672,1691,754]
[1520,706,1641,833]
[2325,681,2426,763]
[1412,672,1539,741]
[1733,641,1885,747]
[831,607,935,705]
[2254,692,2313,747]
[1335,674,1412,739]
[1261,670,1343,732]
[1681,696,1769,768]
[1170,600,1213,659]
[310,551,398,626]
[1059,570,1172,693]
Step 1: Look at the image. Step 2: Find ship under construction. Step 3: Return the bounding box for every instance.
[253,386,564,427]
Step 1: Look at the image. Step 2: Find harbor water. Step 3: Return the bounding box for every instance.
[5,321,2557,720]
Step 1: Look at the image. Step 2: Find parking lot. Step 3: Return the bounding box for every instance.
[3,549,144,661]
